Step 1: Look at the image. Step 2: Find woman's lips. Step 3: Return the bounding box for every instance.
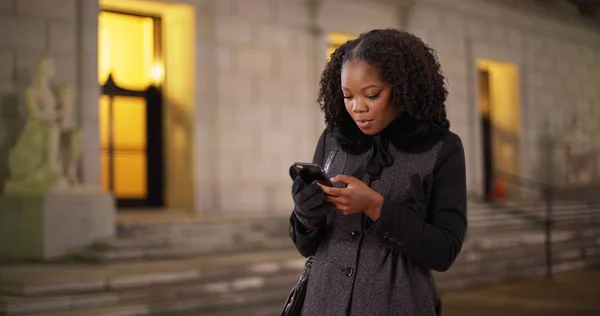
[356,119,374,129]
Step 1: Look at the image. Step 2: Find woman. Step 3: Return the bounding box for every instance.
[289,29,467,316]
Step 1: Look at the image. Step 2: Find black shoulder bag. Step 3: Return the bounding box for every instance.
[281,255,314,316]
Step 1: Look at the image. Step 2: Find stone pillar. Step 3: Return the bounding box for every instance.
[397,0,416,30]
[78,0,102,187]
[308,0,326,135]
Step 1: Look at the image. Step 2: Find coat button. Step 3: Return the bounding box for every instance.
[397,241,405,247]
[350,231,360,240]
[383,232,390,239]
[342,267,354,277]
[389,237,397,243]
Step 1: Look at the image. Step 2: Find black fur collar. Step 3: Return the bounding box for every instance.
[332,113,450,155]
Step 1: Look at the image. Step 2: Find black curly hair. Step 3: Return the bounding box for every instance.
[318,29,450,153]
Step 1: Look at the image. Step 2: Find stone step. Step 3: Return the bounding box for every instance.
[0,249,303,297]
[1,270,296,315]
[468,217,600,233]
[8,228,600,294]
[468,206,599,218]
[436,257,600,293]
[6,250,599,316]
[167,303,284,316]
[20,284,293,316]
[7,251,600,316]
[116,217,289,240]
[466,227,600,250]
[0,256,302,315]
[109,205,597,245]
[467,209,600,228]
[113,208,596,240]
[3,231,600,315]
[70,239,293,263]
[448,241,600,277]
[74,217,600,263]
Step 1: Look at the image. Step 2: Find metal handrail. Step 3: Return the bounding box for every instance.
[490,169,556,278]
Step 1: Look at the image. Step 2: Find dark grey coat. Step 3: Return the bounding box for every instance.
[289,129,467,316]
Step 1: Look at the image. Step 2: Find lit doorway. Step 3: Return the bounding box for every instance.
[98,10,164,208]
[477,59,521,201]
[326,33,356,60]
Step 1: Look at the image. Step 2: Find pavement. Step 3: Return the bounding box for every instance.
[442,266,600,316]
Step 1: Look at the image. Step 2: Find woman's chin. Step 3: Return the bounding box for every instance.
[356,124,380,135]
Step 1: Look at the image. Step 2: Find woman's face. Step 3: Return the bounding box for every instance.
[341,60,399,135]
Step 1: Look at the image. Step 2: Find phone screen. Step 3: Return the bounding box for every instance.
[292,163,333,186]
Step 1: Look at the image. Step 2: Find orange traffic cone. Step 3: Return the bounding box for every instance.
[492,178,506,201]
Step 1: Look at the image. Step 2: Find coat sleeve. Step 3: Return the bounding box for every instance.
[289,129,329,258]
[367,132,467,272]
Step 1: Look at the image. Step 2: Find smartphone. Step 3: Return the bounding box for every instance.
[290,162,333,187]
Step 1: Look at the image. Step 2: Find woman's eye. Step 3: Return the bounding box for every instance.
[366,94,380,100]
[343,95,353,99]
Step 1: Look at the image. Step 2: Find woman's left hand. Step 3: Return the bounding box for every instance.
[317,175,384,220]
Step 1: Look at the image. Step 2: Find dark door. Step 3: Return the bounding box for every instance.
[479,70,494,200]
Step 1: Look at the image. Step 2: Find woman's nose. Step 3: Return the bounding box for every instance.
[352,99,367,113]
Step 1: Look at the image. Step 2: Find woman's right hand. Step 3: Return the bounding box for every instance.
[291,176,332,228]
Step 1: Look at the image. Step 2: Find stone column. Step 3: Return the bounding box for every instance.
[77,0,102,187]
[307,0,326,135]
[397,0,416,30]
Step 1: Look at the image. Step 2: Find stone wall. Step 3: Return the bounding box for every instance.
[406,0,600,195]
[204,0,600,212]
[198,0,399,214]
[2,0,598,214]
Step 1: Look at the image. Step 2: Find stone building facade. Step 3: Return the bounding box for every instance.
[0,0,599,218]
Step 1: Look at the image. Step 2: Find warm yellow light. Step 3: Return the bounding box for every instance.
[327,33,356,46]
[150,63,164,84]
[99,95,148,198]
[98,11,155,89]
[327,32,356,60]
[477,59,520,132]
[98,10,156,198]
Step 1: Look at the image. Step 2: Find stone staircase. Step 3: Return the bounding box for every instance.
[1,201,599,315]
[69,215,291,263]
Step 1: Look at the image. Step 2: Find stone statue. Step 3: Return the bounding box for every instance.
[57,83,82,185]
[563,114,596,186]
[5,57,82,194]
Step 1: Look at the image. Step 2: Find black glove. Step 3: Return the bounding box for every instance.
[291,176,332,227]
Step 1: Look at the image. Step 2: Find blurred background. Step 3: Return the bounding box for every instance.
[1,0,600,315]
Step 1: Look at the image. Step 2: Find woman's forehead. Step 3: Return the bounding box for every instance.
[341,60,385,87]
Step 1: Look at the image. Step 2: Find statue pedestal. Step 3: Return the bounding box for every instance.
[0,187,116,261]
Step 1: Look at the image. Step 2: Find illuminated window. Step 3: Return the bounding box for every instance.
[98,10,162,202]
[326,33,356,60]
[99,11,160,90]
